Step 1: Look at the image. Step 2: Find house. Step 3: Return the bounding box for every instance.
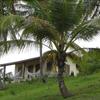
[1,48,100,82]
[0,54,79,82]
[14,57,79,81]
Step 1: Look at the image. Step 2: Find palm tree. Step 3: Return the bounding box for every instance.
[19,0,100,98]
[0,0,100,98]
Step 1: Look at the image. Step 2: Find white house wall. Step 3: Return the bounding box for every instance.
[66,57,79,76]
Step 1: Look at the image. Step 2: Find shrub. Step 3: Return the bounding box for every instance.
[79,50,100,75]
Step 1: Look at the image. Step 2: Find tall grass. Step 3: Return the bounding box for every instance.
[0,72,100,100]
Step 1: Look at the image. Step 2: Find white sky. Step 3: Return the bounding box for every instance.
[0,34,100,75]
[75,34,100,48]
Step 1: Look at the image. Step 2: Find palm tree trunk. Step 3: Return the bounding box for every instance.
[57,67,72,98]
[40,39,43,77]
[57,51,72,98]
[40,40,46,83]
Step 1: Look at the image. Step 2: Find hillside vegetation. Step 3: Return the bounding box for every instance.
[0,72,100,100]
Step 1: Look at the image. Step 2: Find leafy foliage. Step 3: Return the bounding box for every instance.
[79,49,100,74]
[49,0,85,32]
[22,17,59,41]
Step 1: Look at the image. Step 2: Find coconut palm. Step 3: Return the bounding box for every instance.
[0,0,100,98]
[19,0,100,98]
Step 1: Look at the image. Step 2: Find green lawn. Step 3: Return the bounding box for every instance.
[0,72,100,100]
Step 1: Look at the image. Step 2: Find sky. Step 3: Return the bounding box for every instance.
[75,34,100,48]
[0,34,100,74]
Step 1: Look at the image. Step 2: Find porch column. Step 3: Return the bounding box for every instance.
[22,63,25,79]
[43,61,47,75]
[33,64,35,78]
[24,67,28,80]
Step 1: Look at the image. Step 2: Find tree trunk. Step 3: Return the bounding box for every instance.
[40,39,43,77]
[3,66,6,83]
[40,40,46,83]
[57,51,73,98]
[57,67,72,98]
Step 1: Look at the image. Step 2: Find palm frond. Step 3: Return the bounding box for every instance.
[0,39,39,55]
[76,16,100,40]
[0,14,24,41]
[43,50,57,61]
[22,17,60,42]
[0,14,24,32]
[84,0,99,16]
[66,52,81,65]
[0,40,21,55]
[89,16,100,28]
[77,26,98,40]
[69,42,86,54]
[49,0,85,32]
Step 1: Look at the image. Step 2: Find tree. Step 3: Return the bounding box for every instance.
[20,0,100,98]
[0,0,100,98]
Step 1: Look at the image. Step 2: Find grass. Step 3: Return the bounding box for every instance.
[0,72,100,100]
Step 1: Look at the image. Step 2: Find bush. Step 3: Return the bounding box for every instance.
[79,50,100,75]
